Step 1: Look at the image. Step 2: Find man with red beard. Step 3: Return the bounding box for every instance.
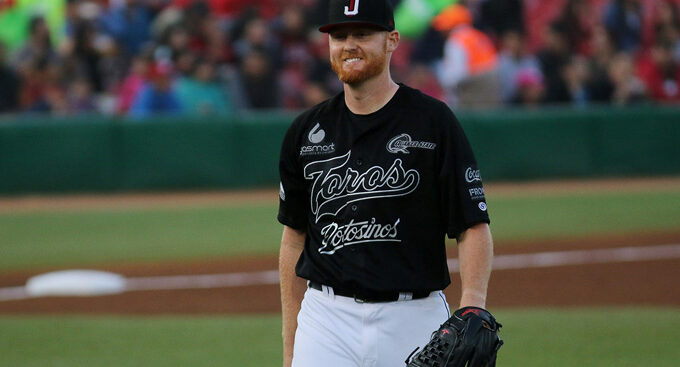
[278,1,500,367]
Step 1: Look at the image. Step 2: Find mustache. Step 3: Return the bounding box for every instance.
[339,51,365,60]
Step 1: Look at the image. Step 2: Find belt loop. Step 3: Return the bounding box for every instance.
[322,284,335,298]
[398,292,413,301]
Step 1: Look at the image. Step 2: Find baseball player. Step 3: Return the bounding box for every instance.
[278,1,501,367]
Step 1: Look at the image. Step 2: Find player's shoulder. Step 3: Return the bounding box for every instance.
[398,84,460,125]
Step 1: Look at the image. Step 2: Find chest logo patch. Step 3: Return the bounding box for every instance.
[386,134,436,154]
[304,151,420,222]
[301,123,335,156]
[308,123,325,144]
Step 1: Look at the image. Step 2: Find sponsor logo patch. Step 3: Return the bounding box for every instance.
[386,134,436,154]
[478,202,487,211]
[300,143,336,156]
[465,167,482,183]
[301,122,335,156]
[468,186,485,200]
[308,123,325,143]
[319,217,401,254]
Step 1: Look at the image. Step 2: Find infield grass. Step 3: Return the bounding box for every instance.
[1,186,679,269]
[1,308,678,367]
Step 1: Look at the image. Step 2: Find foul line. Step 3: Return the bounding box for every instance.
[1,244,679,302]
[447,243,680,272]
[124,270,280,291]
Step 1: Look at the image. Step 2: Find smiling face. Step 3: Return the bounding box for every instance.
[328,25,398,85]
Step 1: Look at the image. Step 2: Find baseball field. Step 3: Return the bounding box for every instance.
[1,177,679,366]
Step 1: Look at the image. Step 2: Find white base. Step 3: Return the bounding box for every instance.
[25,270,126,297]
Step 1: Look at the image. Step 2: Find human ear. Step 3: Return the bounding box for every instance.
[386,30,400,52]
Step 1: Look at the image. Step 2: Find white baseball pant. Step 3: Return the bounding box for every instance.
[292,284,451,367]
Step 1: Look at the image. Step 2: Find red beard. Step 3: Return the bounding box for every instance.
[330,45,388,85]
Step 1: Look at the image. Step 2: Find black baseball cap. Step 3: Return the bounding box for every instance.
[319,0,395,33]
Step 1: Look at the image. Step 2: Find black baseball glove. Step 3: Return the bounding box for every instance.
[405,306,503,367]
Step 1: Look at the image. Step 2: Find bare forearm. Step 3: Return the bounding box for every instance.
[280,226,307,367]
[457,223,493,308]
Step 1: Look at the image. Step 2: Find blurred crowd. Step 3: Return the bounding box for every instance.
[0,0,679,117]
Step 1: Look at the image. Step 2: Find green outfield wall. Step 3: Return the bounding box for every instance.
[0,106,678,194]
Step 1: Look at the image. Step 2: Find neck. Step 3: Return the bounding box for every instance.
[343,68,399,115]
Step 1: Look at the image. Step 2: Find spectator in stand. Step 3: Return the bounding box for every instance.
[497,30,542,103]
[63,0,82,38]
[176,58,232,115]
[279,61,308,109]
[100,0,153,57]
[274,5,310,58]
[275,5,316,109]
[19,59,50,112]
[637,39,680,102]
[0,42,20,113]
[585,26,618,103]
[511,68,544,107]
[404,63,445,102]
[477,0,524,38]
[603,0,643,53]
[129,62,182,117]
[183,1,228,63]
[97,37,130,97]
[160,15,222,75]
[555,0,594,56]
[116,55,150,114]
[432,4,501,108]
[537,21,572,104]
[43,66,70,115]
[561,55,590,106]
[5,0,680,116]
[305,29,342,96]
[67,77,97,113]
[410,26,447,66]
[17,59,43,111]
[236,47,280,109]
[650,0,680,61]
[173,0,280,20]
[174,50,198,77]
[608,52,646,105]
[63,1,128,98]
[12,16,57,69]
[165,24,191,61]
[70,21,104,93]
[20,60,68,114]
[233,15,282,70]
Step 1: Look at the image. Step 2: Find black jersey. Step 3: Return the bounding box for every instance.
[278,84,489,293]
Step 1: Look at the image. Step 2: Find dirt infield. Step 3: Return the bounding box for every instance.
[0,231,678,314]
[1,177,678,314]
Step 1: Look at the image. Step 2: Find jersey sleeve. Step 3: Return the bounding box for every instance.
[277,119,308,230]
[437,107,490,240]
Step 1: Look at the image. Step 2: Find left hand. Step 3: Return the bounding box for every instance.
[406,306,503,367]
